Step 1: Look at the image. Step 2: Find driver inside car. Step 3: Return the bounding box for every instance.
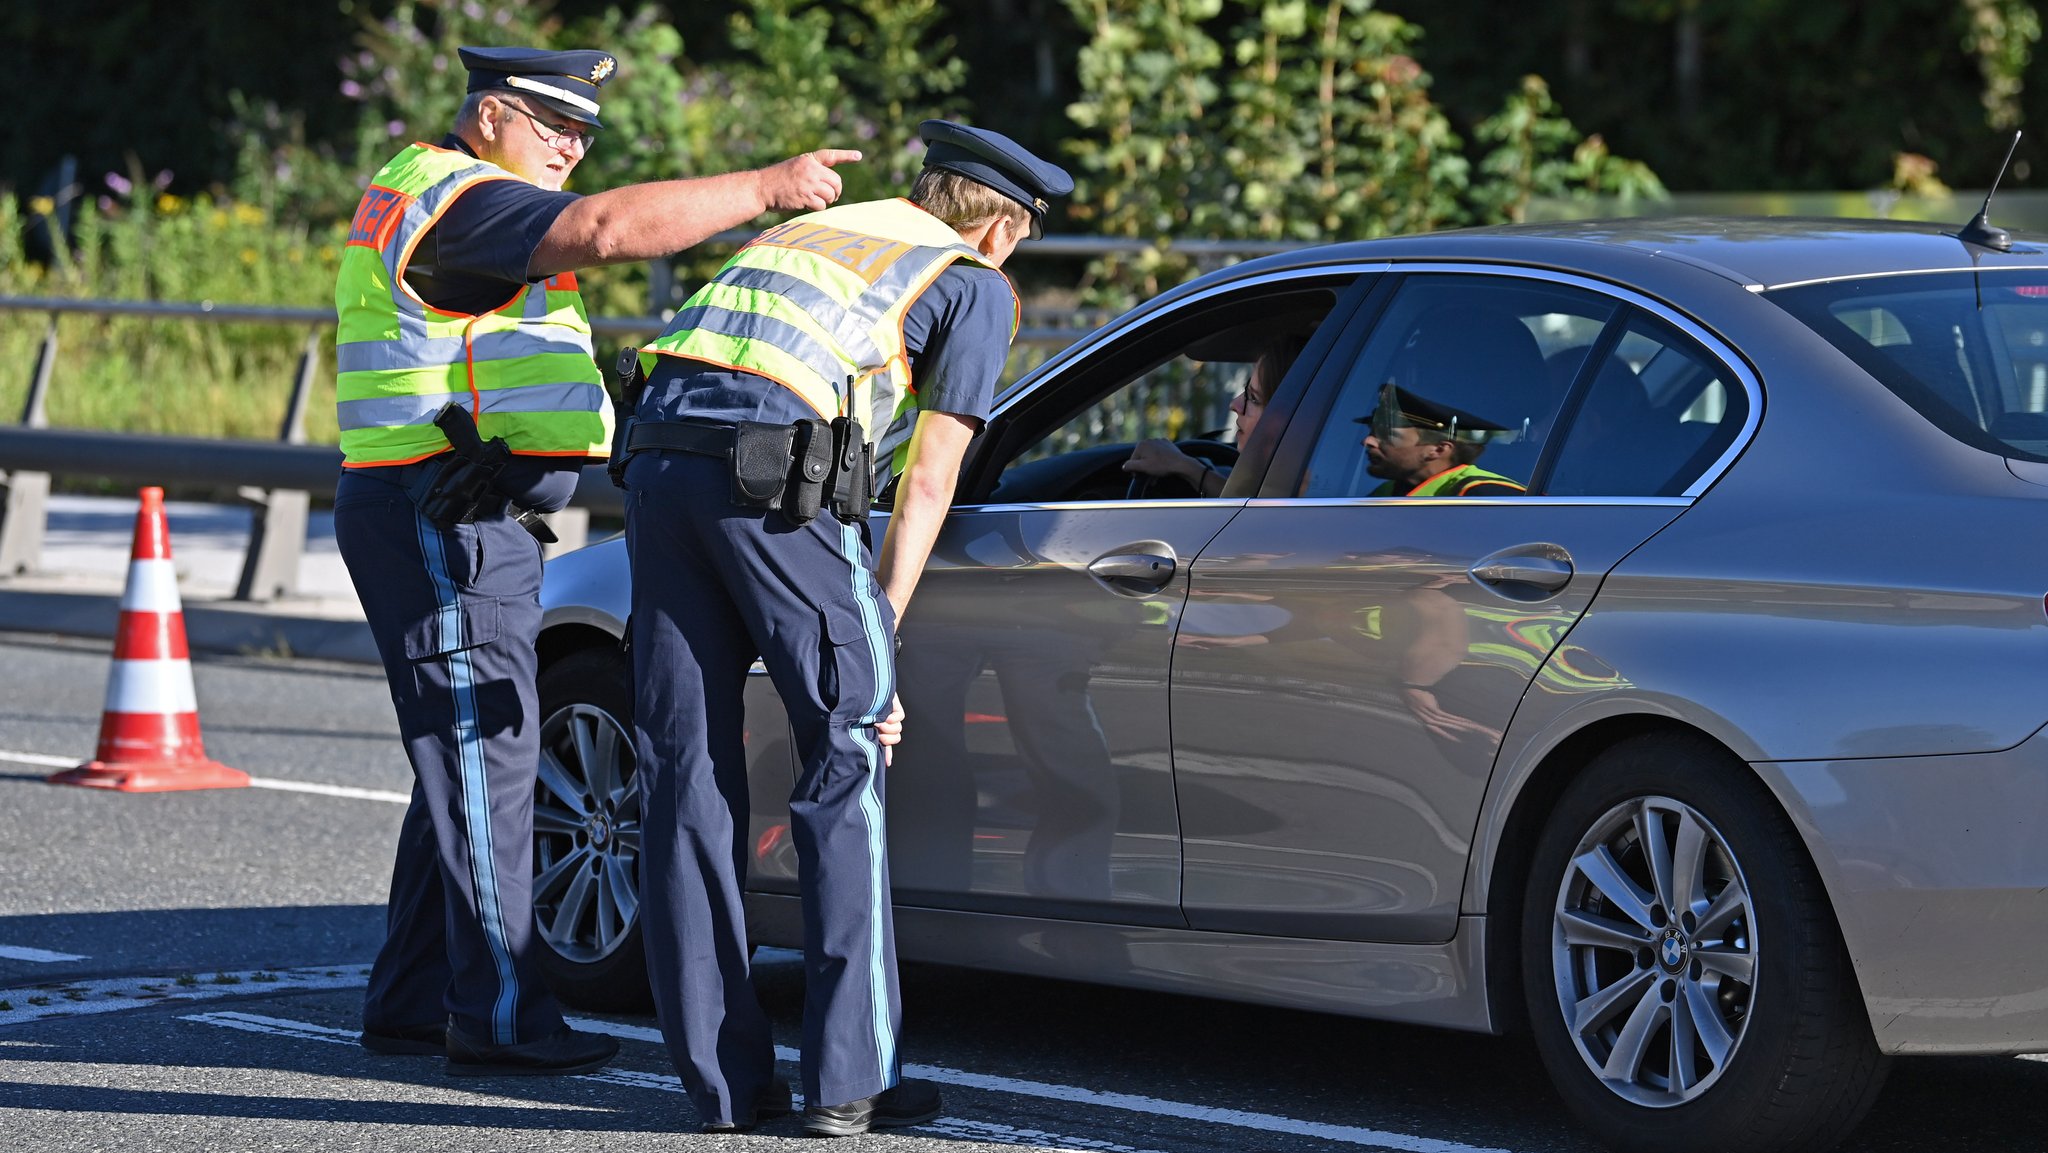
[1120,335,1305,497]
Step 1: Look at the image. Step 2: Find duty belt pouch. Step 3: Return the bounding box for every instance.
[784,418,833,526]
[731,420,797,510]
[826,416,874,524]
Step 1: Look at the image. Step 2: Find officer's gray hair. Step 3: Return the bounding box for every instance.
[456,89,517,130]
[910,170,1030,233]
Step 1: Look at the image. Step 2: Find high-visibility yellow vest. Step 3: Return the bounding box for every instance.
[334,142,611,467]
[1375,463,1527,497]
[640,198,1013,472]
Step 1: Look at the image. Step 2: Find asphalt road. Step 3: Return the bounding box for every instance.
[0,632,2042,1152]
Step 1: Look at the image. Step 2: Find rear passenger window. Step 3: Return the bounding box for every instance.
[1300,275,1616,497]
[1545,314,1746,497]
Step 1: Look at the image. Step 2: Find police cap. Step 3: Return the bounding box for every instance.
[1358,384,1515,444]
[918,119,1074,239]
[460,46,617,129]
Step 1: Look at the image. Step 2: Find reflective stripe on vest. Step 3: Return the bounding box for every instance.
[334,142,610,466]
[640,199,1010,464]
[1409,464,1525,497]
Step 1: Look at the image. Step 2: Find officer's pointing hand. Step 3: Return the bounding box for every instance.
[765,149,862,213]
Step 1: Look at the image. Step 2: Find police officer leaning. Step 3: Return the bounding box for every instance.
[619,120,1071,1134]
[332,45,857,1077]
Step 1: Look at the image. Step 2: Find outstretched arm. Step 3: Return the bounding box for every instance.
[529,149,861,275]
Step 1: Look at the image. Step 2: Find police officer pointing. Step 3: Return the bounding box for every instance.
[333,45,855,1076]
[620,120,1071,1133]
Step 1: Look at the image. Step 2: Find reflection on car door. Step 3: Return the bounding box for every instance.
[1170,270,1746,944]
[888,503,1239,925]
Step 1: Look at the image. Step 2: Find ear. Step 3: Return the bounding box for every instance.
[475,94,503,142]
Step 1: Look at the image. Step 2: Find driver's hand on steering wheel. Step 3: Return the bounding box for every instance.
[1122,438,1203,485]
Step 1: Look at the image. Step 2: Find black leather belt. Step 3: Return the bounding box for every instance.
[625,420,736,458]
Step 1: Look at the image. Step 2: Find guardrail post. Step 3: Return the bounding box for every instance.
[0,315,57,576]
[232,327,320,601]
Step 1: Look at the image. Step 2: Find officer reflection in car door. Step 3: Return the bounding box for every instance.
[889,531,1123,907]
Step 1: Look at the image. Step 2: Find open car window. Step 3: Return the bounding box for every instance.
[969,278,1353,505]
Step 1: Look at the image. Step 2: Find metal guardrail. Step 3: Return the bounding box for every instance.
[0,232,1302,601]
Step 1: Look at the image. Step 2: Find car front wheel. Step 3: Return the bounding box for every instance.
[533,644,649,1011]
[1521,732,1888,1153]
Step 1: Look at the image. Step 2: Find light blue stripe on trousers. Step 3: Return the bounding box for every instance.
[839,520,898,1084]
[416,510,521,1045]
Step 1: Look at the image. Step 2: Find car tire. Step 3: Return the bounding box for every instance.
[533,644,651,1012]
[1520,731,1888,1153]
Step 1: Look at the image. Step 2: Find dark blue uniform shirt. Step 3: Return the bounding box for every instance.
[402,134,586,511]
[638,260,1017,465]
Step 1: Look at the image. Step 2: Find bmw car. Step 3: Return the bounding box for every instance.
[527,217,2048,1153]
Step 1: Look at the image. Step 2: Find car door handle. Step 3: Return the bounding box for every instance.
[1469,547,1574,595]
[1088,549,1177,594]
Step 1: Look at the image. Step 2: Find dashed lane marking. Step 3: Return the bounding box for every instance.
[0,964,371,1028]
[0,945,87,963]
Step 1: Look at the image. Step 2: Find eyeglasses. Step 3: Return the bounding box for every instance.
[500,100,591,153]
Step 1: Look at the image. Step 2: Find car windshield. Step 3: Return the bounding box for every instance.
[1768,270,2048,462]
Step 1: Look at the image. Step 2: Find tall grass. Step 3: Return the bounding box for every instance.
[0,190,346,441]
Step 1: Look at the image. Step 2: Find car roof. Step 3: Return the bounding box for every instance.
[1201,215,2048,293]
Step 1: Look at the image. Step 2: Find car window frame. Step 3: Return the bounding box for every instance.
[952,264,1388,508]
[1260,263,1764,505]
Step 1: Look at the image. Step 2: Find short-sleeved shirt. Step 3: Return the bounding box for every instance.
[399,134,586,508]
[638,260,1017,467]
[403,135,581,316]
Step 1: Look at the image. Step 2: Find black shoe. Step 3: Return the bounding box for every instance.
[802,1079,942,1137]
[359,1021,446,1056]
[701,1080,795,1133]
[444,1022,618,1077]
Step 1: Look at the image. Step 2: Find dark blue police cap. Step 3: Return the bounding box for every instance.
[918,119,1074,239]
[460,46,617,129]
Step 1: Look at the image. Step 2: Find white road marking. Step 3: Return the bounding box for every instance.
[562,1016,1516,1153]
[179,1010,359,1046]
[0,964,371,1028]
[247,777,410,805]
[186,1011,1167,1152]
[0,945,87,963]
[0,749,80,768]
[4,747,411,804]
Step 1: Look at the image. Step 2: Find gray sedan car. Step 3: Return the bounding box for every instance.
[528,217,2048,1153]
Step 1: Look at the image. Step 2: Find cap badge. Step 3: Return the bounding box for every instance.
[1033,197,1048,213]
[590,57,616,83]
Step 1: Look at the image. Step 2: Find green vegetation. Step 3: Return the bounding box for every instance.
[7,0,1683,438]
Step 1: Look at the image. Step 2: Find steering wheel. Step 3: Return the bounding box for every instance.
[1124,439,1240,500]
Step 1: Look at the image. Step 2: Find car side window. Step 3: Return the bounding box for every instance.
[1300,275,1616,498]
[1544,313,1748,497]
[978,283,1345,504]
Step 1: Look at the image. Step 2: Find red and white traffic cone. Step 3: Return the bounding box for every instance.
[47,487,249,793]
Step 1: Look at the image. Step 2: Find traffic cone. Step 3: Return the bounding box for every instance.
[48,487,249,793]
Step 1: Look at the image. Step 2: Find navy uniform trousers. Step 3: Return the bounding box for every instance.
[333,466,567,1046]
[624,448,901,1126]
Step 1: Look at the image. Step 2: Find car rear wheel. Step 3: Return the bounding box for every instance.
[533,644,650,1011]
[1520,732,1887,1153]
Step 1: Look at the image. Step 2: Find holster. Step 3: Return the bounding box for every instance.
[408,403,557,544]
[607,346,645,491]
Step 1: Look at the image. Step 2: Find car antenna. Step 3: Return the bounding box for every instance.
[1957,130,2023,252]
